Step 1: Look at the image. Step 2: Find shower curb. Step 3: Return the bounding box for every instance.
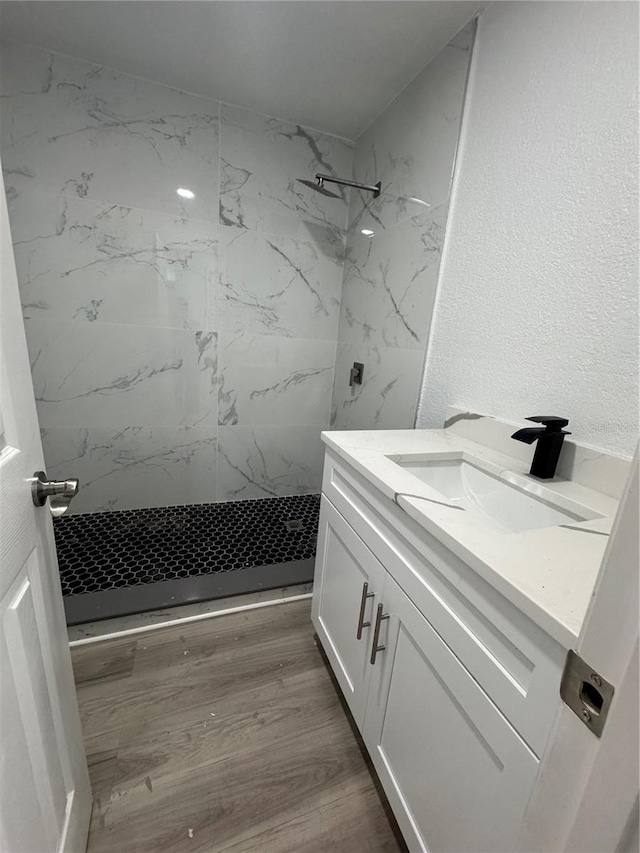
[64,557,315,625]
[68,590,313,646]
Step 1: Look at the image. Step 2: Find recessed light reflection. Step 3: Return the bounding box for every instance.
[177,187,195,199]
[361,229,375,237]
[408,197,430,207]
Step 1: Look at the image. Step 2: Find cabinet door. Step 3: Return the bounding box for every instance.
[363,575,540,853]
[311,497,386,728]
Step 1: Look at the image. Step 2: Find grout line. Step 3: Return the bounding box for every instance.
[10,187,220,230]
[214,97,222,501]
[68,592,313,646]
[218,98,355,144]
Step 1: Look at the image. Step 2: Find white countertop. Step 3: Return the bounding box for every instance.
[321,428,620,648]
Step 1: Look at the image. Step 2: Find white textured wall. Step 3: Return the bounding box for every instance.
[417,1,639,457]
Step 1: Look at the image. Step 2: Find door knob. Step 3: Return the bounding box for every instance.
[31,471,79,518]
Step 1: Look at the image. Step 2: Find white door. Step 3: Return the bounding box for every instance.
[518,451,639,853]
[311,496,386,727]
[0,170,92,852]
[363,573,540,853]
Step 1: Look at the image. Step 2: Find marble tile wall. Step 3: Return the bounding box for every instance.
[331,22,475,431]
[0,40,353,511]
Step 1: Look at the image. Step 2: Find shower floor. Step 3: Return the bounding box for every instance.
[54,494,320,625]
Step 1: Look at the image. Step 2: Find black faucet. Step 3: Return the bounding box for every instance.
[511,416,571,479]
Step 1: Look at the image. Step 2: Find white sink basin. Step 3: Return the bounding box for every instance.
[388,453,602,534]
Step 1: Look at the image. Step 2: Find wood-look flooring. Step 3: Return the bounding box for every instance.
[72,600,407,853]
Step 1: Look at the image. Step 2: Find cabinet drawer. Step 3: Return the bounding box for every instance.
[322,451,565,756]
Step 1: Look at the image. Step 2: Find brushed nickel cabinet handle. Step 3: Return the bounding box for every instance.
[370,602,389,665]
[356,582,375,639]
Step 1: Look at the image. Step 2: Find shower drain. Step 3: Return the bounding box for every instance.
[284,519,304,532]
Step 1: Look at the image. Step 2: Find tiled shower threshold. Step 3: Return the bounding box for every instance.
[54,494,320,626]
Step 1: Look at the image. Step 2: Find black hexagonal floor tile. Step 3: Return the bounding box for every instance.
[54,494,320,598]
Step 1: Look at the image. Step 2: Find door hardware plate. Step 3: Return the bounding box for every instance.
[560,650,614,737]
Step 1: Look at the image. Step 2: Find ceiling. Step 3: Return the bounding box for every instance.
[0,1,482,138]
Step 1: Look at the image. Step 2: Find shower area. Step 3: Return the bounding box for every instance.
[0,22,474,625]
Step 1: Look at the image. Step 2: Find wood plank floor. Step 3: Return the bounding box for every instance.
[72,600,407,853]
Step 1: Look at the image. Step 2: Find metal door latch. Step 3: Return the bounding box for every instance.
[31,471,79,518]
[560,650,614,737]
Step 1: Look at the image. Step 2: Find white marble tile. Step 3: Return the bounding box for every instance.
[331,342,425,430]
[218,333,334,426]
[219,103,353,253]
[346,21,474,240]
[9,190,218,329]
[41,425,217,513]
[218,225,341,340]
[217,424,325,500]
[0,41,219,221]
[327,22,474,438]
[3,42,361,511]
[25,319,217,428]
[338,203,448,351]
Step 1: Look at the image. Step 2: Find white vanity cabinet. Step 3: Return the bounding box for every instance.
[312,451,567,853]
[362,574,539,853]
